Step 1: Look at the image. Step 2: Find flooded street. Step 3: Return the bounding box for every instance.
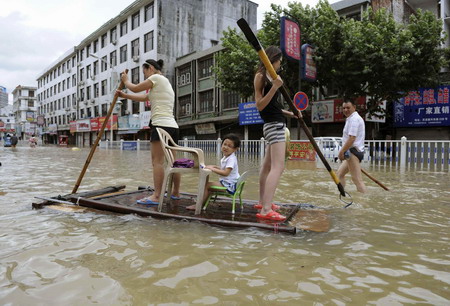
[0,145,449,304]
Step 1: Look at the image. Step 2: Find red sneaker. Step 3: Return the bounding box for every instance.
[256,210,286,221]
[254,203,280,210]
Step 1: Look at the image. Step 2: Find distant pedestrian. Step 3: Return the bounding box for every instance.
[11,134,18,148]
[29,135,38,148]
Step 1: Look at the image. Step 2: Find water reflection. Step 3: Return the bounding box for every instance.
[0,145,449,304]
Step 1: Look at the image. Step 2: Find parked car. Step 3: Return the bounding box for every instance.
[313,137,343,162]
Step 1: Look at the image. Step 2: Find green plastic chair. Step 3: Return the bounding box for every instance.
[202,171,250,214]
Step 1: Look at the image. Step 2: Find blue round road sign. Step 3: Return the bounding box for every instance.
[293,91,309,111]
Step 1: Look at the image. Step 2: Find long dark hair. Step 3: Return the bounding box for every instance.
[143,59,164,71]
[256,46,282,76]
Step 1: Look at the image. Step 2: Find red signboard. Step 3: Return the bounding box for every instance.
[280,17,301,61]
[90,118,100,131]
[98,115,118,130]
[333,97,366,122]
[288,141,316,161]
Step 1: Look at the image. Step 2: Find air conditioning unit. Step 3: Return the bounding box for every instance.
[77,62,82,67]
[125,110,130,115]
[78,81,85,86]
[132,55,139,62]
[90,99,95,104]
[67,68,71,73]
[112,39,117,45]
[91,75,95,81]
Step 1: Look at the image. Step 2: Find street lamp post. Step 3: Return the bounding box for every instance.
[89,53,119,142]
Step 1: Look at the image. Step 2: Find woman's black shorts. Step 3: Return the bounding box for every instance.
[150,125,179,142]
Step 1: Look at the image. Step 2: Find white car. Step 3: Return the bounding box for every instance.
[313,137,343,162]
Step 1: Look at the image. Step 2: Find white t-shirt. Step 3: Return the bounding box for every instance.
[342,111,365,152]
[147,74,178,128]
[219,152,239,185]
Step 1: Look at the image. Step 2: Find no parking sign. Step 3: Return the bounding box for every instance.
[293,91,309,111]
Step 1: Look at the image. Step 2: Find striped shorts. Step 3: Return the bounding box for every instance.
[263,121,286,145]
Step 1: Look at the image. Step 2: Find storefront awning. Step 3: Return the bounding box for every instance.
[117,130,139,135]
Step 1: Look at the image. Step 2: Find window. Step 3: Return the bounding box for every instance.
[223,91,240,109]
[101,80,107,96]
[101,104,107,116]
[93,40,98,53]
[79,68,84,81]
[199,90,214,112]
[178,65,191,86]
[94,105,99,117]
[120,20,128,37]
[120,44,127,63]
[80,88,85,101]
[110,51,117,67]
[101,34,107,48]
[94,83,99,98]
[144,3,154,21]
[132,12,140,30]
[28,100,34,107]
[198,58,213,78]
[86,65,91,79]
[29,90,35,97]
[144,31,154,53]
[101,56,108,72]
[131,67,140,84]
[86,86,91,100]
[93,61,98,75]
[110,26,117,43]
[132,101,140,114]
[131,38,139,57]
[179,95,192,116]
[72,93,76,106]
[79,49,84,61]
[86,45,91,57]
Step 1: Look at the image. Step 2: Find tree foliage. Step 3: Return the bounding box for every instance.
[215,0,448,116]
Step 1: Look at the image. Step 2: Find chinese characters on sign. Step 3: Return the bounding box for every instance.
[280,17,301,61]
[238,102,264,125]
[288,141,316,161]
[301,44,317,82]
[394,85,450,127]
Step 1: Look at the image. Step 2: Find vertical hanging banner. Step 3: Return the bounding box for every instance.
[301,44,317,82]
[280,17,301,61]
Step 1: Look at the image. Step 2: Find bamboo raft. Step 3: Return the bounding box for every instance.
[33,185,330,234]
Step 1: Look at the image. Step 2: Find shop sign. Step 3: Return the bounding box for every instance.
[394,85,450,127]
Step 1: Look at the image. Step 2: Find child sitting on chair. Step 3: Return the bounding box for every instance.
[187,134,240,210]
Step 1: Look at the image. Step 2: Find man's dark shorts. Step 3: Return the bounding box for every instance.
[349,147,364,162]
[150,125,179,142]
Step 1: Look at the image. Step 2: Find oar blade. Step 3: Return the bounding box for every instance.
[237,18,261,51]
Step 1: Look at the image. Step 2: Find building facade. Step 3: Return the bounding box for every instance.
[0,86,8,109]
[174,45,252,140]
[12,85,37,140]
[36,0,257,146]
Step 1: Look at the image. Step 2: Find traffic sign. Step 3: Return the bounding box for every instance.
[293,91,309,111]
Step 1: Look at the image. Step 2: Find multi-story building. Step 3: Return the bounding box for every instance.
[175,45,251,140]
[12,85,37,140]
[0,86,8,109]
[36,0,257,146]
[0,105,16,140]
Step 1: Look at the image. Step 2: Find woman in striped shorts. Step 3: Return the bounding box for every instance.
[253,46,297,221]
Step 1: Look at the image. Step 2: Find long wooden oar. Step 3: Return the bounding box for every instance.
[237,18,347,198]
[361,168,389,191]
[72,69,128,194]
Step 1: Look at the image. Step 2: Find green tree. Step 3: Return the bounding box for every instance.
[214,28,259,99]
